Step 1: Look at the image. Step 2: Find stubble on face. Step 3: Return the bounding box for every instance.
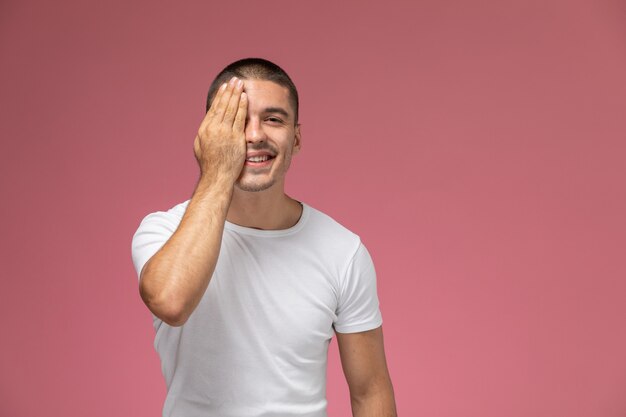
[233,79,299,193]
[234,142,295,192]
[234,178,275,192]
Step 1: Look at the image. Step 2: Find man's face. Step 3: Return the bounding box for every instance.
[236,79,301,192]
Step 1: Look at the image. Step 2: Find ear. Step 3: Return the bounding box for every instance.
[292,123,302,155]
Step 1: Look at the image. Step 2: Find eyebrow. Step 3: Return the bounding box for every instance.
[263,107,290,119]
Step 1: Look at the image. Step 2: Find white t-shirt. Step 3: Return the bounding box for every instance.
[131,200,383,417]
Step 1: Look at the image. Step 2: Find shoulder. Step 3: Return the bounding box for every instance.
[300,203,363,258]
[135,200,190,231]
[130,200,190,279]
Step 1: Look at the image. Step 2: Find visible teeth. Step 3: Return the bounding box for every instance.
[247,155,270,162]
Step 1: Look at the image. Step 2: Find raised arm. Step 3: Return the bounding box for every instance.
[336,326,398,417]
[139,77,247,326]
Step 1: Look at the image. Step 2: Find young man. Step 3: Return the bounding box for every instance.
[131,58,397,417]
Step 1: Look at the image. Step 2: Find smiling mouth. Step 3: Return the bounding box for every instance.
[244,155,276,168]
[246,155,275,163]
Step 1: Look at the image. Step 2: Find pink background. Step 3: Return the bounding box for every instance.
[1,0,625,416]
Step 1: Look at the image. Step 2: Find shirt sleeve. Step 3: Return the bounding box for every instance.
[333,242,383,333]
[131,211,179,282]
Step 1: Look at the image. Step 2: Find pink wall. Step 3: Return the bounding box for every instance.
[1,0,625,416]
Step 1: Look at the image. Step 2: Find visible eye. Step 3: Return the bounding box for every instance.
[265,117,283,124]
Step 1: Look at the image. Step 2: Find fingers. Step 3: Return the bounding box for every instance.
[210,81,228,113]
[199,82,227,132]
[232,92,248,133]
[223,78,244,125]
[201,77,244,128]
[213,77,239,123]
[193,77,247,181]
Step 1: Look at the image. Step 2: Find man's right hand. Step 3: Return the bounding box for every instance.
[193,76,248,184]
[139,77,248,327]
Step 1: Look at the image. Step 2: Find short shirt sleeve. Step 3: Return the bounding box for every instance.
[131,211,179,282]
[333,242,383,333]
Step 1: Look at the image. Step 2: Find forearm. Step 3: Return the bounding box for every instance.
[350,382,397,417]
[139,174,233,326]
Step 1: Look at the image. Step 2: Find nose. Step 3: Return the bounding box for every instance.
[245,117,266,144]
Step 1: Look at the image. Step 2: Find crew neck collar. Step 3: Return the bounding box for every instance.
[224,202,309,237]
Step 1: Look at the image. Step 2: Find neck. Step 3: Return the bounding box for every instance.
[226,185,302,230]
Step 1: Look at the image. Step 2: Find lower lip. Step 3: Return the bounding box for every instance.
[244,158,274,168]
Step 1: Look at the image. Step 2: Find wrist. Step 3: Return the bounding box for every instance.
[197,171,236,194]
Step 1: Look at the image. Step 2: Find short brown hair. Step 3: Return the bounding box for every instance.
[205,58,299,124]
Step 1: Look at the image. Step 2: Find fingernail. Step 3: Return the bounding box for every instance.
[230,77,237,86]
[237,79,243,88]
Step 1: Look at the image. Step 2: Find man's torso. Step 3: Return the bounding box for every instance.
[131,200,382,417]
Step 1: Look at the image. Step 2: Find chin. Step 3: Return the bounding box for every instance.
[235,179,276,192]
